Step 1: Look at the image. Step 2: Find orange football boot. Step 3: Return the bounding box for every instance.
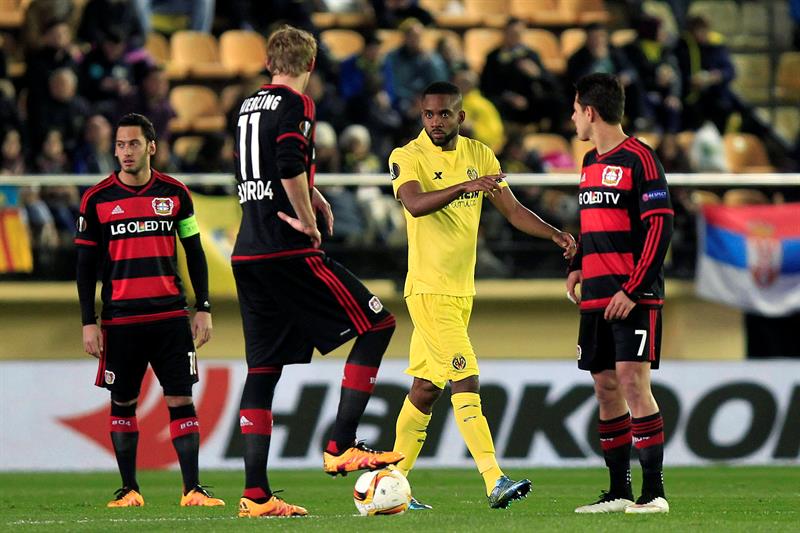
[323,441,404,476]
[238,495,308,517]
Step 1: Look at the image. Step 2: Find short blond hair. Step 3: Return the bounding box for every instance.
[266,25,317,76]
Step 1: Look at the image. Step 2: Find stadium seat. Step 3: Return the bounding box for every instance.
[421,28,462,54]
[737,1,769,49]
[731,54,771,104]
[571,136,595,167]
[722,133,774,173]
[611,29,637,48]
[523,133,576,171]
[464,28,504,73]
[145,32,170,66]
[676,130,695,154]
[219,30,267,77]
[458,0,509,28]
[310,12,337,29]
[772,107,800,144]
[320,29,364,61]
[0,0,27,28]
[776,52,800,102]
[722,188,770,206]
[560,28,586,59]
[377,29,403,57]
[172,135,205,162]
[688,1,740,40]
[335,12,373,28]
[521,29,564,74]
[560,0,610,24]
[170,31,229,78]
[514,0,575,26]
[636,132,661,150]
[168,86,226,133]
[642,1,678,38]
[690,190,721,207]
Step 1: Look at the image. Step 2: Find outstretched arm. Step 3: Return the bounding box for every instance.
[397,174,504,218]
[489,186,577,259]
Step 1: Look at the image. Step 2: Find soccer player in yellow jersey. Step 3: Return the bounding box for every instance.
[389,81,577,510]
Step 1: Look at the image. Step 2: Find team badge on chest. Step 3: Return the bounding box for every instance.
[152,197,174,216]
[466,167,478,181]
[601,165,623,187]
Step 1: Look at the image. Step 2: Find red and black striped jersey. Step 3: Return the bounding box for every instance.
[232,84,320,263]
[75,170,195,324]
[570,136,674,313]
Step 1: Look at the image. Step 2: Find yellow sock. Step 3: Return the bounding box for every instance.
[451,392,504,495]
[392,396,432,477]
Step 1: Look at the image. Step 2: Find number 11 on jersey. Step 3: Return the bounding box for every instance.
[237,112,273,203]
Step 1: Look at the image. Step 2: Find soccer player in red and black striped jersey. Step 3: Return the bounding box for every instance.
[231,26,402,519]
[75,113,224,509]
[567,74,673,514]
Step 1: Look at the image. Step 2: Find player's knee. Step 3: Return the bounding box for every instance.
[592,374,621,404]
[110,392,138,407]
[450,375,479,394]
[164,395,193,408]
[410,379,442,411]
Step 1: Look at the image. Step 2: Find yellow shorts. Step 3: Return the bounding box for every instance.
[404,293,479,389]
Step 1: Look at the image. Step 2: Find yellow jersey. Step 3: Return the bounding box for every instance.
[389,129,504,297]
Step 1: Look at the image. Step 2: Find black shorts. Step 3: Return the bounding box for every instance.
[577,307,662,372]
[233,254,391,367]
[95,317,198,398]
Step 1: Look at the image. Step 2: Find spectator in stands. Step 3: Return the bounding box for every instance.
[339,32,401,160]
[78,0,145,49]
[371,0,435,28]
[624,15,682,133]
[383,19,448,124]
[116,64,175,141]
[675,15,736,132]
[1,129,26,176]
[453,69,505,153]
[315,121,341,173]
[0,80,22,135]
[73,114,115,175]
[436,34,468,79]
[34,130,70,174]
[567,23,647,129]
[24,19,80,142]
[21,0,80,54]
[480,18,566,132]
[31,68,90,157]
[656,133,691,173]
[132,0,215,34]
[306,72,348,133]
[340,124,381,174]
[78,26,135,116]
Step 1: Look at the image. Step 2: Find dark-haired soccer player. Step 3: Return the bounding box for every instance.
[389,81,576,510]
[567,73,673,514]
[231,25,403,518]
[76,113,223,508]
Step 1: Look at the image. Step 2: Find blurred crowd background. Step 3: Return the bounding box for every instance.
[0,0,798,282]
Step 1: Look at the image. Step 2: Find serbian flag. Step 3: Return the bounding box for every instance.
[696,203,800,316]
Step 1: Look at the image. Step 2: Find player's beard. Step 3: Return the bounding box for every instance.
[426,127,458,147]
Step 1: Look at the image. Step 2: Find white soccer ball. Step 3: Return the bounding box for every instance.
[353,468,412,516]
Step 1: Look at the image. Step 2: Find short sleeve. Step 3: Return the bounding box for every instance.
[481,145,508,191]
[177,187,194,220]
[389,148,418,198]
[74,194,101,247]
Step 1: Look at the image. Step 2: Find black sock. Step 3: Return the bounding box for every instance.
[598,412,633,498]
[632,412,665,498]
[240,368,281,502]
[168,403,200,493]
[327,319,394,454]
[110,402,139,491]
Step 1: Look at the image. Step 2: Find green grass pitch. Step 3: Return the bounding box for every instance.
[1,467,798,531]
